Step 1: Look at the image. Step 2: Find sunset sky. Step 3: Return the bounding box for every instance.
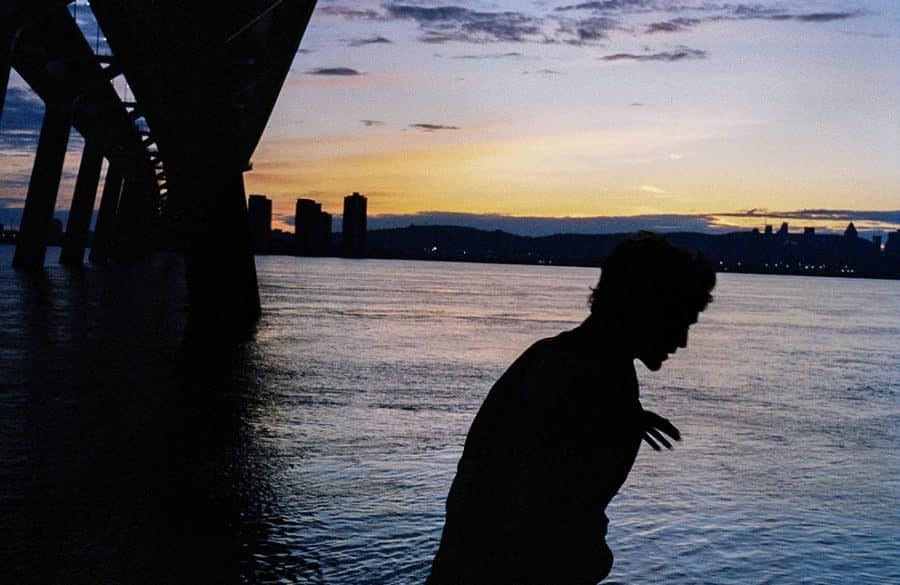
[1,0,899,235]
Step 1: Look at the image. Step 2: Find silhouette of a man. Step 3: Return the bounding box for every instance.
[427,233,716,585]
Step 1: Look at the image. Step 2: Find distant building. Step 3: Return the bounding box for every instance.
[764,224,773,236]
[295,198,331,255]
[844,222,858,239]
[777,222,789,237]
[873,235,882,251]
[886,230,900,259]
[803,227,815,237]
[342,192,367,258]
[319,211,333,255]
[247,194,272,253]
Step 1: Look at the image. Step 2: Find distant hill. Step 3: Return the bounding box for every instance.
[366,225,900,279]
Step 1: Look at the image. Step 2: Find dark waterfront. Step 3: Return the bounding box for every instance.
[0,247,282,583]
[2,248,899,583]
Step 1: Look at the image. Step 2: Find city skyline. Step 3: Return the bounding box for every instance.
[1,0,899,236]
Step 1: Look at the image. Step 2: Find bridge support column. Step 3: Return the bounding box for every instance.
[183,169,260,330]
[89,163,123,264]
[12,100,72,269]
[113,174,154,261]
[60,140,103,265]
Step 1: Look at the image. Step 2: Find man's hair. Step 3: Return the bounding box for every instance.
[589,232,716,316]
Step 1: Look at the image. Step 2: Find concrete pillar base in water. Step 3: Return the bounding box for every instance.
[183,169,261,331]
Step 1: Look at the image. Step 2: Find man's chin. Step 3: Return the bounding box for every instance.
[639,354,667,371]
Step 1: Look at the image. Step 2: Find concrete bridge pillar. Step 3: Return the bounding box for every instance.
[59,139,103,265]
[89,163,123,264]
[12,99,73,269]
[183,168,261,328]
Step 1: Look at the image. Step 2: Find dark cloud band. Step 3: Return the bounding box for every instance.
[305,67,364,76]
[600,47,707,62]
[409,123,460,132]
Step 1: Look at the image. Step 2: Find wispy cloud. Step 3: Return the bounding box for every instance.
[385,4,545,44]
[361,119,385,127]
[645,17,702,34]
[640,184,668,194]
[642,7,863,35]
[348,35,393,47]
[715,209,900,224]
[554,15,620,44]
[321,1,866,49]
[555,1,662,13]
[523,68,562,75]
[409,123,460,132]
[318,6,385,20]
[710,209,900,233]
[451,52,525,60]
[600,46,707,62]
[305,67,365,76]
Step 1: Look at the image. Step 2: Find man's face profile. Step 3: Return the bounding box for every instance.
[633,306,699,371]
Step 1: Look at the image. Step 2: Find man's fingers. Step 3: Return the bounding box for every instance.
[656,420,681,441]
[647,427,672,449]
[645,411,681,441]
[642,434,661,451]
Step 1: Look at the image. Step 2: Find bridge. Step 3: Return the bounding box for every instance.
[2,0,317,327]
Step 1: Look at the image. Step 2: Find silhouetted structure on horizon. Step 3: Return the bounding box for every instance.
[886,230,900,260]
[294,198,331,256]
[342,192,367,258]
[364,222,900,279]
[247,195,272,253]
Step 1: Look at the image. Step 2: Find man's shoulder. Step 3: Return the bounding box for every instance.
[510,330,636,400]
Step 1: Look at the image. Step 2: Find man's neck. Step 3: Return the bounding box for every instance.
[574,313,636,359]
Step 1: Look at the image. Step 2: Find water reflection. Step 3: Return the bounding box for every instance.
[0,250,304,584]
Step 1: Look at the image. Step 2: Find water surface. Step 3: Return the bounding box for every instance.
[2,250,898,583]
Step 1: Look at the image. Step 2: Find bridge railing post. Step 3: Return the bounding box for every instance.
[60,139,103,265]
[12,98,73,269]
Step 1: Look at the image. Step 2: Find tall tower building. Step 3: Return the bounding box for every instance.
[319,211,333,255]
[295,198,322,255]
[247,194,272,253]
[342,192,367,258]
[885,230,900,260]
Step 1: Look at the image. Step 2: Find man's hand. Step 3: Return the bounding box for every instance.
[642,410,681,451]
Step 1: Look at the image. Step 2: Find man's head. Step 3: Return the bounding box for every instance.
[589,232,716,370]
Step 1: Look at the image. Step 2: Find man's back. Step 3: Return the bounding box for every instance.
[427,325,644,585]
